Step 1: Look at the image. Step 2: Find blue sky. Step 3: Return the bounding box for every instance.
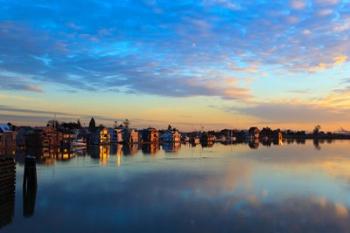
[0,0,350,130]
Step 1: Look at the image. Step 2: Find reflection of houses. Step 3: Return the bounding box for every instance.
[123,144,139,156]
[272,129,283,145]
[141,128,159,144]
[99,145,110,166]
[25,146,75,165]
[56,148,75,161]
[87,145,111,164]
[162,142,181,153]
[87,145,100,159]
[248,139,259,149]
[200,132,215,146]
[142,143,160,155]
[0,124,17,156]
[0,157,16,229]
[160,129,181,143]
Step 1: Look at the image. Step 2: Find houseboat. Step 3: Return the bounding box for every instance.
[140,128,159,144]
[123,128,139,144]
[248,127,260,140]
[0,124,17,156]
[89,127,111,145]
[160,129,181,143]
[200,133,215,145]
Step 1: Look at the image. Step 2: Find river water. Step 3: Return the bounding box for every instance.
[2,140,350,233]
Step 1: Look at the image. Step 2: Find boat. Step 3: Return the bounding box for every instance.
[72,138,87,148]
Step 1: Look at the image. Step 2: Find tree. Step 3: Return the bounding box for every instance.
[77,119,82,129]
[123,119,130,129]
[168,124,172,131]
[89,117,96,131]
[313,125,321,135]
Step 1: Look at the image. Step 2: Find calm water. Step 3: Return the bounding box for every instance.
[2,140,350,233]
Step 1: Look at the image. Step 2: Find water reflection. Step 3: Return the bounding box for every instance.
[142,143,160,155]
[162,142,181,153]
[2,140,350,232]
[248,139,259,149]
[122,144,139,156]
[23,157,37,217]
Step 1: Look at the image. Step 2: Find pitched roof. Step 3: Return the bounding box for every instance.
[0,124,12,133]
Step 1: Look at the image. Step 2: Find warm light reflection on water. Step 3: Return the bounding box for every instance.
[2,140,350,232]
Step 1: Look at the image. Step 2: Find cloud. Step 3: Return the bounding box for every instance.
[0,72,43,92]
[228,101,350,124]
[315,0,340,6]
[290,0,307,10]
[0,0,349,100]
[307,55,348,72]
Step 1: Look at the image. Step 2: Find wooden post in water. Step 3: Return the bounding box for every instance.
[23,156,37,217]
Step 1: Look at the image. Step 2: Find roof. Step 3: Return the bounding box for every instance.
[0,124,12,133]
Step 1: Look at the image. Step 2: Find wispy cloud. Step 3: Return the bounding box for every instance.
[0,0,349,99]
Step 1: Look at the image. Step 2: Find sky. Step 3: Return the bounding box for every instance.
[0,0,350,131]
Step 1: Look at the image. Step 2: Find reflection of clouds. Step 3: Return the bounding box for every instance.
[317,159,350,185]
[23,169,350,233]
[311,197,349,218]
[11,142,350,232]
[238,140,350,165]
[335,203,349,218]
[185,158,253,196]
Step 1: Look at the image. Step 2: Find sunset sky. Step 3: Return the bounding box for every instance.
[0,0,350,131]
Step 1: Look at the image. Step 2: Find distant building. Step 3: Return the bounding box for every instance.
[142,143,160,155]
[89,127,110,145]
[160,129,181,143]
[259,127,273,141]
[26,126,61,149]
[109,128,117,143]
[16,126,33,148]
[114,126,124,144]
[140,128,159,144]
[248,127,260,139]
[220,129,238,142]
[272,129,283,145]
[123,128,139,144]
[200,132,215,146]
[0,124,17,156]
